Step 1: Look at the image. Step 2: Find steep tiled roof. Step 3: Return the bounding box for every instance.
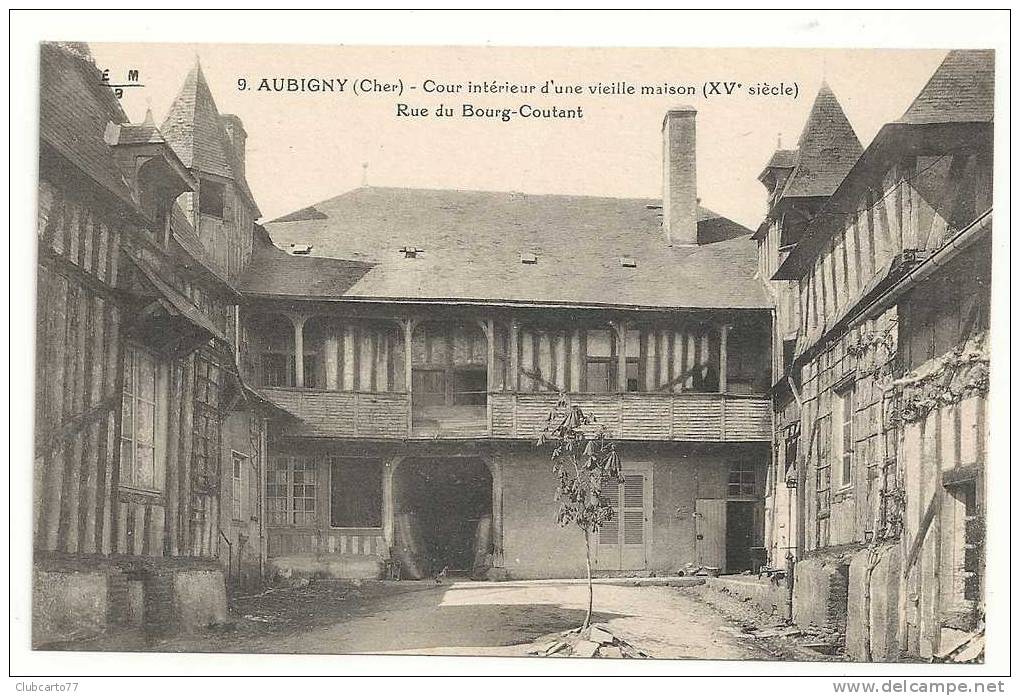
[38,42,135,206]
[897,50,994,125]
[242,187,770,310]
[763,148,798,172]
[773,52,994,282]
[114,124,164,145]
[161,61,261,215]
[780,83,863,199]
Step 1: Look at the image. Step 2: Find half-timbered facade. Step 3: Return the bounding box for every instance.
[240,108,775,581]
[759,50,993,660]
[33,44,271,646]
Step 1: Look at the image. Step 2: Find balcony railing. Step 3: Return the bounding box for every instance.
[261,387,771,442]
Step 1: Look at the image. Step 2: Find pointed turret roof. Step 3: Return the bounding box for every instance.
[780,83,863,200]
[161,59,260,215]
[897,50,994,125]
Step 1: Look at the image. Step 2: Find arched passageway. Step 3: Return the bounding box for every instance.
[392,457,494,578]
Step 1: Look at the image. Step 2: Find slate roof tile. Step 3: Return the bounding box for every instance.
[38,42,135,205]
[780,83,863,200]
[161,61,261,215]
[242,187,770,310]
[897,50,994,125]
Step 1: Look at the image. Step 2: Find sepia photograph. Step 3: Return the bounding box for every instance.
[8,8,1010,685]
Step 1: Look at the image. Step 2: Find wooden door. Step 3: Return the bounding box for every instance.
[696,498,727,572]
[595,465,652,571]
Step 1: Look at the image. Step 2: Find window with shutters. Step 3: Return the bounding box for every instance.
[622,475,645,545]
[598,477,620,545]
[598,474,646,546]
[248,457,259,522]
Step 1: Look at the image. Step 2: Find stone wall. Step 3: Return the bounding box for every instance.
[845,543,903,662]
[792,550,850,636]
[33,553,227,645]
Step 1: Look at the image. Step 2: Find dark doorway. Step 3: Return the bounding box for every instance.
[395,458,493,577]
[726,501,755,573]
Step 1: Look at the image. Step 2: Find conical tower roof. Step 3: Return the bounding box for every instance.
[898,50,994,125]
[161,60,234,178]
[781,83,863,199]
[161,59,260,214]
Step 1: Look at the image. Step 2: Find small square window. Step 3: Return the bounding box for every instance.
[199,179,225,218]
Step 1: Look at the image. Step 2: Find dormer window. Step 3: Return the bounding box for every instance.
[520,252,538,264]
[620,256,637,268]
[400,246,423,259]
[199,179,225,218]
[289,244,313,255]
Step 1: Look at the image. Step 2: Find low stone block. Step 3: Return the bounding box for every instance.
[32,570,108,646]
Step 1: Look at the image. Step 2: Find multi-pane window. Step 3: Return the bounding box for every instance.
[835,388,855,487]
[120,345,164,491]
[232,451,248,520]
[267,456,317,526]
[816,415,833,516]
[330,457,383,528]
[193,353,222,488]
[728,462,757,497]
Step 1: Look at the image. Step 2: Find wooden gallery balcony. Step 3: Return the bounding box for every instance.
[248,313,773,443]
[258,387,772,442]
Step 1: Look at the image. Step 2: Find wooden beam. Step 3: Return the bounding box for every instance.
[508,320,519,392]
[719,323,729,394]
[291,314,306,388]
[614,321,628,392]
[485,319,496,391]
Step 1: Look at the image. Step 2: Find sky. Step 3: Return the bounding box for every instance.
[89,43,946,229]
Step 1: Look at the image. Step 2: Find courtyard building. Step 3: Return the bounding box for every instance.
[758,49,992,661]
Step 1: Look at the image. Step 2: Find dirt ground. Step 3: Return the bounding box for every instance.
[71,578,831,660]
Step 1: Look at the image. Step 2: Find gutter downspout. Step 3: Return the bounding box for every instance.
[851,208,992,330]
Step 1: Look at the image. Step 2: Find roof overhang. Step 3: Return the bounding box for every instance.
[125,255,230,356]
[772,120,992,281]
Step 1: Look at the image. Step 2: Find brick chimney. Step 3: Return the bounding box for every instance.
[662,107,698,246]
[220,114,247,177]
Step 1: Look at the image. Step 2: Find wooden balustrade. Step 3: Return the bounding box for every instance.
[261,387,771,442]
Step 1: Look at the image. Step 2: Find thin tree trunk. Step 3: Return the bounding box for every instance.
[583,529,593,630]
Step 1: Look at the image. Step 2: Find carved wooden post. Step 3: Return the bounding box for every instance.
[485,318,496,436]
[402,318,416,434]
[508,319,519,392]
[614,321,628,392]
[291,314,308,388]
[324,321,339,391]
[485,318,496,391]
[719,323,729,394]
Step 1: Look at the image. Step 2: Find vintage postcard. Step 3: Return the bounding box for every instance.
[10,8,1010,685]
